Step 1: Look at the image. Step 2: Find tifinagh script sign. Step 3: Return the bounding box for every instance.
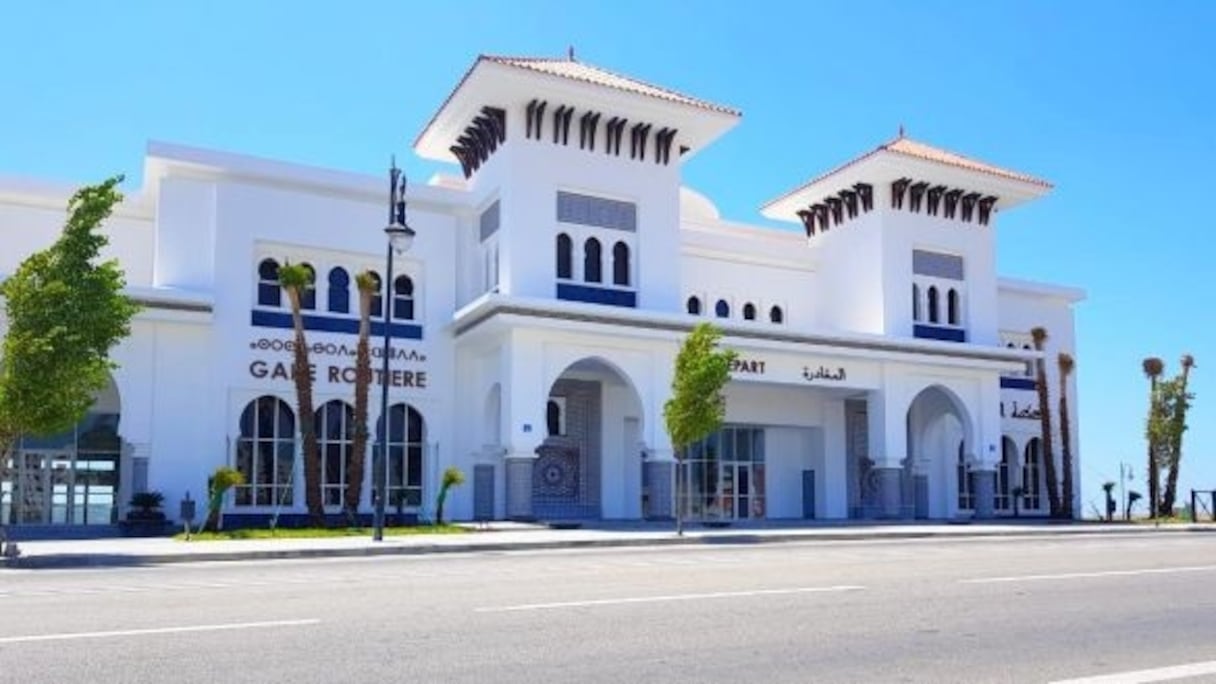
[246,336,428,388]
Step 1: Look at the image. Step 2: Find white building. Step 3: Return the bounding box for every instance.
[0,54,1084,529]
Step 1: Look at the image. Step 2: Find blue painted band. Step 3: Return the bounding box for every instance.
[913,324,966,342]
[556,283,637,308]
[251,310,422,340]
[1000,377,1038,390]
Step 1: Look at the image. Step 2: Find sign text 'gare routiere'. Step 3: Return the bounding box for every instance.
[246,336,428,389]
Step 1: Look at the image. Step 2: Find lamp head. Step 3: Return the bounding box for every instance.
[385,221,415,254]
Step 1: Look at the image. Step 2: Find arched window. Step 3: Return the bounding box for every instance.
[315,400,354,507]
[367,272,383,319]
[769,306,784,324]
[612,241,630,286]
[997,437,1016,511]
[927,286,939,323]
[583,238,602,283]
[1023,438,1043,510]
[957,442,974,510]
[743,303,756,321]
[912,284,921,321]
[546,399,562,437]
[687,296,702,315]
[556,233,573,279]
[375,404,425,508]
[299,263,317,310]
[257,259,281,307]
[947,288,960,325]
[327,267,350,314]
[715,299,730,318]
[235,396,295,507]
[393,275,415,320]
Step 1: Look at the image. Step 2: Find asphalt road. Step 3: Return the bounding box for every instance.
[2,533,1216,683]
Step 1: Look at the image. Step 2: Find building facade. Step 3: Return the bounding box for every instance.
[0,54,1083,528]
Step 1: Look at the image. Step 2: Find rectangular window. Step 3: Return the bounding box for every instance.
[479,200,500,242]
[557,192,637,232]
[913,250,964,280]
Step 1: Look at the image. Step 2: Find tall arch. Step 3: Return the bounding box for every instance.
[1023,438,1043,512]
[375,404,426,509]
[556,233,573,279]
[328,267,350,314]
[258,258,281,307]
[905,384,976,519]
[583,238,602,283]
[927,286,939,323]
[235,396,296,507]
[393,275,415,320]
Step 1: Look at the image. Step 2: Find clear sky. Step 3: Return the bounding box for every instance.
[2,1,1212,516]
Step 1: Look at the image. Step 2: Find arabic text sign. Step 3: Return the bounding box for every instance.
[802,365,848,383]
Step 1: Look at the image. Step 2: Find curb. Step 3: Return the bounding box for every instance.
[6,524,1213,570]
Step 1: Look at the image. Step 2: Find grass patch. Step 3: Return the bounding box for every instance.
[176,524,469,541]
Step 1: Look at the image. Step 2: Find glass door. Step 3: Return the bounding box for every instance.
[5,450,117,525]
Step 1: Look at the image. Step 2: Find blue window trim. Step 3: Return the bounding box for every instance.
[555,283,637,308]
[1000,377,1037,390]
[251,310,422,340]
[913,324,966,343]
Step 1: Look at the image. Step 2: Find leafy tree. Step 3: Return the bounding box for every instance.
[278,263,324,525]
[1142,357,1165,517]
[343,270,377,525]
[0,176,139,535]
[1159,354,1196,515]
[1030,327,1061,517]
[205,466,245,531]
[434,466,466,525]
[1057,353,1076,518]
[663,323,737,536]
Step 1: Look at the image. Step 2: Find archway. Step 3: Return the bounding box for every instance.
[3,375,122,526]
[536,357,644,520]
[905,385,974,519]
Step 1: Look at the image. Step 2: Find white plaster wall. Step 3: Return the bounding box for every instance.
[765,427,817,519]
[0,198,154,285]
[154,178,216,291]
[815,211,887,334]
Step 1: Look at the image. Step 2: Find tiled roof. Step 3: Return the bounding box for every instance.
[483,55,741,116]
[763,134,1051,211]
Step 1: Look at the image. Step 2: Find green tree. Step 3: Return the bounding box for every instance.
[663,323,737,536]
[1142,357,1165,517]
[204,466,245,532]
[0,176,139,537]
[1159,354,1196,516]
[1030,327,1061,517]
[343,270,377,525]
[434,466,466,525]
[1057,353,1076,519]
[278,263,324,525]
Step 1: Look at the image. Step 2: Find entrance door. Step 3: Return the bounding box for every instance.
[4,450,118,525]
[720,462,765,520]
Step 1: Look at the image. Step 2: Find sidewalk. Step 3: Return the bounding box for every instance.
[5,520,1214,569]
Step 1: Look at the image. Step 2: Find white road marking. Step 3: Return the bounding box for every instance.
[476,585,864,612]
[961,564,1216,584]
[1051,659,1216,683]
[0,618,320,644]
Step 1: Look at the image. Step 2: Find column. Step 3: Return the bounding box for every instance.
[644,447,674,520]
[867,389,907,519]
[499,330,544,521]
[972,376,1002,520]
[504,451,537,521]
[971,466,995,519]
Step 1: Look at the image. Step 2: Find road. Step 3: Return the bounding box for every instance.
[2,533,1216,683]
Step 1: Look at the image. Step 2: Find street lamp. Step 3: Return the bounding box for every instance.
[373,160,416,542]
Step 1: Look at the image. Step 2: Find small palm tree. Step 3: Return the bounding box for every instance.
[1057,353,1076,519]
[1031,327,1061,517]
[343,271,378,525]
[1142,357,1164,517]
[434,467,466,525]
[1160,354,1195,516]
[279,263,324,526]
[1101,481,1116,522]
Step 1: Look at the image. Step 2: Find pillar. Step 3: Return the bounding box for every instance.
[504,452,536,521]
[972,468,996,519]
[867,389,907,519]
[874,468,904,519]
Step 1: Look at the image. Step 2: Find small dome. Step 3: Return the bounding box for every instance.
[680,186,720,221]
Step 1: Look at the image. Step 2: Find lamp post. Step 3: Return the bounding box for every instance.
[373,160,415,542]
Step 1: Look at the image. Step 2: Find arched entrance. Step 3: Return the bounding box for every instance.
[906,385,974,519]
[536,357,643,520]
[374,403,427,512]
[2,376,122,526]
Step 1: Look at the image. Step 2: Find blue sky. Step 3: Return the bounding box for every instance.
[2,1,1212,515]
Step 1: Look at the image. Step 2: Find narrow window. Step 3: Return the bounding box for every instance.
[327,267,350,314]
[375,404,426,508]
[612,241,630,286]
[315,400,354,507]
[912,284,921,321]
[393,275,415,320]
[1023,439,1042,509]
[743,303,756,321]
[257,259,281,307]
[367,272,383,319]
[299,263,317,310]
[947,288,960,326]
[957,442,973,510]
[769,306,783,324]
[687,296,702,315]
[715,299,730,318]
[556,233,573,279]
[927,286,939,324]
[584,238,602,283]
[546,399,562,436]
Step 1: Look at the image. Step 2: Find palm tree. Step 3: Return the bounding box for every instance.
[343,271,377,525]
[1142,357,1164,518]
[1031,327,1061,517]
[1057,353,1075,519]
[279,263,324,526]
[1160,354,1195,516]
